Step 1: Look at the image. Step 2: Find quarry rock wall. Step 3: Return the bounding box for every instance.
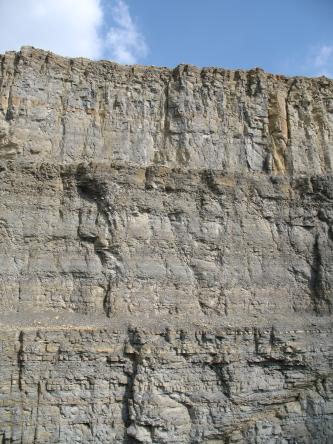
[0,47,332,443]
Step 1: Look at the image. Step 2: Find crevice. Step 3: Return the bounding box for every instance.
[156,75,172,165]
[269,326,277,347]
[248,360,307,370]
[163,78,170,154]
[284,79,297,175]
[285,78,297,143]
[200,170,220,195]
[33,382,42,443]
[207,362,231,398]
[103,279,112,317]
[74,165,123,317]
[121,331,142,444]
[17,331,24,392]
[0,54,5,93]
[310,233,332,314]
[58,89,69,162]
[268,91,289,174]
[310,233,323,314]
[4,52,21,122]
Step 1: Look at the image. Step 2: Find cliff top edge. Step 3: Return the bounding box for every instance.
[2,45,332,82]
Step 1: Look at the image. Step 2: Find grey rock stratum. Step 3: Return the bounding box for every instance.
[0,47,332,443]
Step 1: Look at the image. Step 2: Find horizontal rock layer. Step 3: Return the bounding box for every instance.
[1,323,332,443]
[0,47,332,443]
[1,47,333,174]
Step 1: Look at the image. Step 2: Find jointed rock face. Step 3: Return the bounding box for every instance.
[0,47,332,443]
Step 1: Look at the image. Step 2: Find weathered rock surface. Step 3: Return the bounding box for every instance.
[0,47,332,443]
[1,47,333,174]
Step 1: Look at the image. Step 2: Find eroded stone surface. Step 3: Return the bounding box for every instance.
[1,47,333,174]
[0,47,332,443]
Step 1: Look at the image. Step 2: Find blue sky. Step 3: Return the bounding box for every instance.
[126,0,333,77]
[0,0,332,78]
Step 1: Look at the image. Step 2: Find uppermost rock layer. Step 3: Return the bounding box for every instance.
[0,46,333,174]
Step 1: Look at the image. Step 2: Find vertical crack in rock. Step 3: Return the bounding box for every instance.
[122,333,141,444]
[310,233,323,314]
[17,330,24,392]
[33,382,42,444]
[159,77,171,164]
[268,91,289,174]
[310,232,332,314]
[74,164,123,317]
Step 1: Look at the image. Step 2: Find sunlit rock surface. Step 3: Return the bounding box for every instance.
[0,47,332,443]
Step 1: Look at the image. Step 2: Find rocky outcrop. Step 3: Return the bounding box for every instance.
[0,47,332,443]
[1,47,333,174]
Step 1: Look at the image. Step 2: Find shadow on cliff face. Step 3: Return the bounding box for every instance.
[74,164,124,318]
[310,232,333,315]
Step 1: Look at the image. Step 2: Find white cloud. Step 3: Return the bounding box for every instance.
[0,0,148,64]
[105,0,148,64]
[314,45,332,68]
[312,44,333,78]
[0,0,103,59]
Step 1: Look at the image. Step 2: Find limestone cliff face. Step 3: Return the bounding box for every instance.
[1,47,333,173]
[0,47,332,444]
